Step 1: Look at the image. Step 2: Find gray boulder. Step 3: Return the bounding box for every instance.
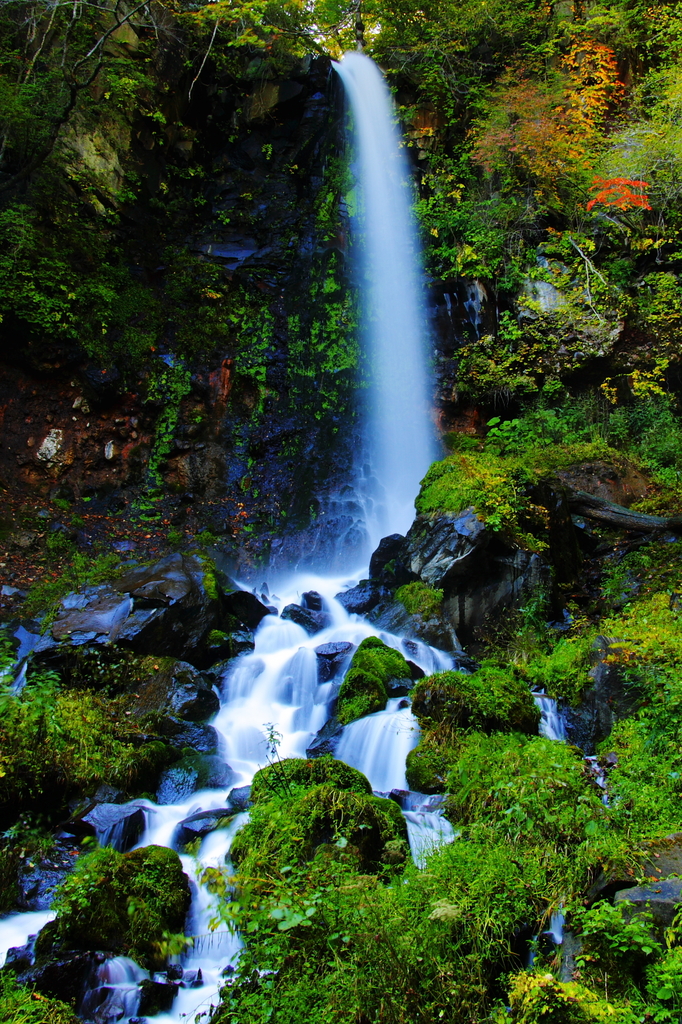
[156,754,236,805]
[615,879,682,932]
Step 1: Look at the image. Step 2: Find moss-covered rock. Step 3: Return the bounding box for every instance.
[411,664,540,734]
[337,637,412,724]
[231,783,408,883]
[405,737,454,794]
[250,755,372,803]
[445,733,605,847]
[41,844,191,970]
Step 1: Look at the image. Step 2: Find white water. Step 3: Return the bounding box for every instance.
[0,909,55,968]
[58,573,454,1024]
[533,694,567,742]
[333,52,435,544]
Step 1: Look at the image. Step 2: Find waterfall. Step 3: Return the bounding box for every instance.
[333,52,436,543]
[0,57,459,1024]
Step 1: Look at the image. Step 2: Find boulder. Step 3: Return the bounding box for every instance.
[138,978,179,1015]
[335,579,391,615]
[222,590,273,629]
[404,510,489,589]
[368,533,415,586]
[564,636,639,754]
[615,879,682,932]
[368,597,461,652]
[280,603,325,635]
[640,833,682,881]
[174,809,233,849]
[156,754,235,805]
[17,838,78,911]
[34,553,248,666]
[306,716,344,758]
[154,718,219,754]
[61,801,148,852]
[131,659,220,723]
[314,641,355,683]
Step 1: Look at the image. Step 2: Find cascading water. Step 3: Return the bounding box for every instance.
[333,51,436,544]
[0,54,456,1023]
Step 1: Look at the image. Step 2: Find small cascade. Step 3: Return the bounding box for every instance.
[463,281,485,337]
[547,910,565,946]
[401,794,457,869]
[80,957,148,1024]
[533,693,567,742]
[0,909,55,968]
[335,699,419,793]
[584,755,610,805]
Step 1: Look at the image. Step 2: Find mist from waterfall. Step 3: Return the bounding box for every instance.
[333,52,436,544]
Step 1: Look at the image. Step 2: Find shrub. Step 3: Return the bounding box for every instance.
[445,733,606,847]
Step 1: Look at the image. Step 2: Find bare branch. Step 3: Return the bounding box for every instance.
[188,16,219,102]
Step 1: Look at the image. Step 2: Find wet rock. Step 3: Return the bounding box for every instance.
[306,715,344,758]
[301,590,324,611]
[71,801,148,852]
[564,636,639,754]
[369,533,415,586]
[280,603,325,635]
[34,554,232,666]
[181,968,203,987]
[5,939,34,972]
[400,511,551,639]
[227,785,252,812]
[156,754,235,805]
[314,641,354,682]
[222,590,273,629]
[174,809,233,849]
[368,597,461,652]
[404,510,488,589]
[17,838,76,911]
[131,660,220,723]
[334,579,391,615]
[138,978,179,1015]
[155,718,219,754]
[18,950,106,1006]
[615,879,682,932]
[385,677,411,698]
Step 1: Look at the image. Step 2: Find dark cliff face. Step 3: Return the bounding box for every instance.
[0,49,369,571]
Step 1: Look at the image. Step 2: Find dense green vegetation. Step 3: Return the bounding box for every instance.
[336,636,412,723]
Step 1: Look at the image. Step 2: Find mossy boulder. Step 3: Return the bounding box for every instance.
[231,783,408,882]
[411,664,540,734]
[405,738,454,794]
[39,844,191,970]
[250,755,372,803]
[337,637,412,724]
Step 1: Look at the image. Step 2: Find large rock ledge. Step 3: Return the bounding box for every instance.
[32,552,272,669]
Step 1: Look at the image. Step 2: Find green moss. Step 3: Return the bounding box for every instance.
[411,664,540,734]
[46,844,191,970]
[405,738,453,794]
[395,581,444,619]
[0,974,80,1024]
[207,629,229,645]
[503,971,633,1023]
[231,783,407,885]
[337,637,411,725]
[250,756,372,803]
[445,733,605,848]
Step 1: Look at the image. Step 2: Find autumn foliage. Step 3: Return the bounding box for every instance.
[586,177,652,212]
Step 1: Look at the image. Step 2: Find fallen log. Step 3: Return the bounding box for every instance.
[569,490,682,534]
